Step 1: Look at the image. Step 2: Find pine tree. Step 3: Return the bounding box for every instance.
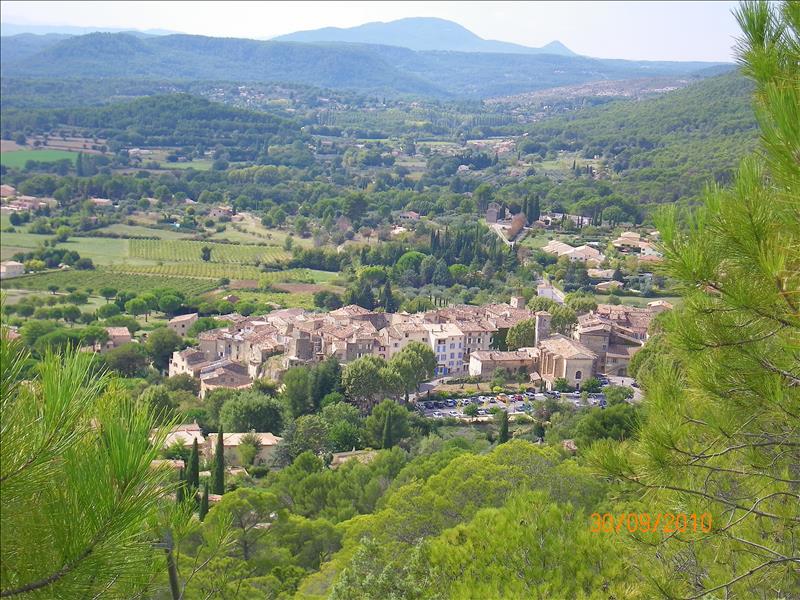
[498,411,509,444]
[199,482,209,521]
[381,411,393,449]
[592,3,800,596]
[212,428,225,495]
[187,438,200,492]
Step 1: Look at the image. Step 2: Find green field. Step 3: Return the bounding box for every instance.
[1,268,218,296]
[162,159,214,170]
[129,239,289,264]
[0,149,78,168]
[97,223,193,240]
[105,263,317,282]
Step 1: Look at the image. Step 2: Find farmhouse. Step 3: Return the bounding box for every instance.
[0,261,25,279]
[168,313,198,336]
[206,432,282,467]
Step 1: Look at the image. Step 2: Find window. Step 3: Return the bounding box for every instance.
[450,343,455,349]
[450,353,454,359]
[575,370,583,380]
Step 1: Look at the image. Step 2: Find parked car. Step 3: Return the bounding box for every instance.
[488,397,497,403]
[514,394,524,402]
[424,402,433,410]
[433,411,443,418]
[449,410,458,417]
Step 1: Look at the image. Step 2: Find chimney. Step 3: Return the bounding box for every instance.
[534,311,551,347]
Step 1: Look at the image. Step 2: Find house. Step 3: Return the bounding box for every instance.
[596,280,624,292]
[206,431,283,467]
[89,198,113,207]
[0,261,25,279]
[397,210,420,222]
[168,313,198,336]
[647,300,673,313]
[158,422,206,448]
[98,327,132,353]
[574,315,643,377]
[199,359,252,397]
[468,348,538,378]
[0,184,17,198]
[170,348,213,378]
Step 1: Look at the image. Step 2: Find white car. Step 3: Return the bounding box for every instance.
[574,400,581,407]
[433,411,443,418]
[449,410,458,417]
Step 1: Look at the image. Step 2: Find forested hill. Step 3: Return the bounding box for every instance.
[522,72,759,205]
[1,31,726,98]
[1,94,307,157]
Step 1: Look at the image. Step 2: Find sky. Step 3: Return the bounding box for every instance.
[1,1,743,62]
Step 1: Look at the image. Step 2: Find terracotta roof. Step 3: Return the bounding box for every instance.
[539,334,597,360]
[208,432,282,447]
[106,327,131,337]
[169,313,198,323]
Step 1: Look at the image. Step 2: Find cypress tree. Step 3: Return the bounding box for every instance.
[212,428,225,495]
[187,438,200,492]
[199,482,210,521]
[176,468,185,504]
[532,195,541,221]
[498,411,509,444]
[382,411,393,449]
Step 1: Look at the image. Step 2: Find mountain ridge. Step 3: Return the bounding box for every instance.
[1,31,729,99]
[273,16,577,56]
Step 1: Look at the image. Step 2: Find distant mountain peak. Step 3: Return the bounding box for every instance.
[273,17,576,56]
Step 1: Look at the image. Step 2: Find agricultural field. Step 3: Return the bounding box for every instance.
[1,268,218,296]
[129,239,290,264]
[105,263,317,283]
[96,223,193,240]
[0,149,77,168]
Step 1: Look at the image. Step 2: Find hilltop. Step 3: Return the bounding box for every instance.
[273,16,576,55]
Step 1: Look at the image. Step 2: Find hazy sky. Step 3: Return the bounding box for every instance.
[1,1,743,61]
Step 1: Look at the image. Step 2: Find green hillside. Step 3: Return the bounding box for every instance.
[522,72,758,206]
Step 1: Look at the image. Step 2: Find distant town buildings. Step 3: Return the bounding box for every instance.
[166,297,667,394]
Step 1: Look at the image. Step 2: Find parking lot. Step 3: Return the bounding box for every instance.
[415,389,610,420]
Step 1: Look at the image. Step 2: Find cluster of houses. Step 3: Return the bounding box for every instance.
[0,184,57,214]
[542,239,606,267]
[467,299,669,386]
[611,231,662,262]
[167,296,668,397]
